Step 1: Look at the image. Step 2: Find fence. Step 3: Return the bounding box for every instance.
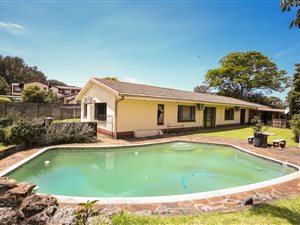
[271,119,287,128]
[0,102,81,119]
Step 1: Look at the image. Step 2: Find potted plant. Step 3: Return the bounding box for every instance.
[251,116,268,147]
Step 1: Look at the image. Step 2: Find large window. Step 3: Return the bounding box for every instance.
[83,103,87,118]
[225,108,234,120]
[95,103,107,121]
[178,105,195,122]
[157,104,164,125]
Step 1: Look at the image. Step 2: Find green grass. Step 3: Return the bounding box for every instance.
[0,143,10,151]
[107,195,300,225]
[195,126,298,147]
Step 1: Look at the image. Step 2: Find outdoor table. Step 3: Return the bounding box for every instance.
[262,132,276,148]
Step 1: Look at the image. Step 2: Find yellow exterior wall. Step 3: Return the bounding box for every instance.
[79,83,116,132]
[117,98,203,132]
[117,98,250,132]
[24,82,49,91]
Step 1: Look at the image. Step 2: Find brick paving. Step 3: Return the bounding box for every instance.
[1,134,300,214]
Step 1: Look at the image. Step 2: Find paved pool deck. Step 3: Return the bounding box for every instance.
[1,134,300,214]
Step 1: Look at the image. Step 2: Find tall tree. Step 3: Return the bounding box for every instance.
[0,55,47,85]
[205,51,289,100]
[288,63,300,116]
[194,85,211,93]
[0,76,9,95]
[47,79,67,86]
[280,0,300,29]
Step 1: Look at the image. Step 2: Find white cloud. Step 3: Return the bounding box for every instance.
[122,77,145,84]
[273,42,300,58]
[0,22,25,34]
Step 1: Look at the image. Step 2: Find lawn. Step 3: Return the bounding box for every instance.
[0,143,10,151]
[109,195,300,225]
[195,126,299,147]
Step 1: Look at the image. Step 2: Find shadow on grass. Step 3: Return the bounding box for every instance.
[250,203,300,225]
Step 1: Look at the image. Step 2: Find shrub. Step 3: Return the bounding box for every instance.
[250,116,268,133]
[21,86,46,103]
[290,114,300,141]
[45,122,97,145]
[0,117,13,128]
[9,119,46,147]
[0,97,11,102]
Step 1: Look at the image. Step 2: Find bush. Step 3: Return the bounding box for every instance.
[0,117,13,128]
[250,116,268,133]
[9,119,46,147]
[0,97,11,102]
[45,122,97,145]
[290,114,300,141]
[21,86,46,103]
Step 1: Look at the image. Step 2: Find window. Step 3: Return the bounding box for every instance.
[83,103,87,118]
[225,108,234,120]
[178,105,195,122]
[95,103,107,121]
[157,104,164,125]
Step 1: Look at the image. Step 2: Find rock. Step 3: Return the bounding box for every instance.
[153,205,173,215]
[88,215,112,225]
[253,193,273,202]
[173,207,193,214]
[0,207,24,225]
[20,194,58,217]
[98,206,122,217]
[49,207,76,225]
[134,210,152,216]
[26,212,49,225]
[201,205,214,212]
[45,206,57,217]
[0,177,18,195]
[238,197,254,207]
[0,194,19,208]
[7,182,36,198]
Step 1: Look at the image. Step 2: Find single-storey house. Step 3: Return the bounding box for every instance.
[75,78,286,138]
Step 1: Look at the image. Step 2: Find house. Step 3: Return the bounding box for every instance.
[75,78,286,138]
[11,81,81,104]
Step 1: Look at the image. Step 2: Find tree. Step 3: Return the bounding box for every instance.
[0,55,47,85]
[280,0,300,29]
[21,86,46,103]
[245,92,286,108]
[288,63,300,116]
[46,92,59,103]
[104,77,118,81]
[0,76,9,95]
[194,85,211,93]
[205,51,289,100]
[48,79,67,86]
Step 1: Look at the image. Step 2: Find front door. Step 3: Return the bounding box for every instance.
[203,107,216,128]
[240,109,246,125]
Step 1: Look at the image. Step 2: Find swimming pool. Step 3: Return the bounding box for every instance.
[5,141,298,200]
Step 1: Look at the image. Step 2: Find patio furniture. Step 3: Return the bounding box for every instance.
[248,136,254,144]
[272,139,286,148]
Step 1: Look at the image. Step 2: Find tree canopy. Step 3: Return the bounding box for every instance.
[205,51,289,101]
[47,79,67,86]
[280,0,300,29]
[194,85,210,93]
[21,86,46,103]
[0,76,9,95]
[288,63,300,116]
[0,56,47,85]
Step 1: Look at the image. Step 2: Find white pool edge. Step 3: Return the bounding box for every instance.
[1,139,300,205]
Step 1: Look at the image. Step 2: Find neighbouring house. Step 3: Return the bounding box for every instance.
[75,78,286,138]
[11,81,81,104]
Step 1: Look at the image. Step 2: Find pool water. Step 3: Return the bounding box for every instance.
[8,141,296,197]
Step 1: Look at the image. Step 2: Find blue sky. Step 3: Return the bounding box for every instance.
[0,1,299,100]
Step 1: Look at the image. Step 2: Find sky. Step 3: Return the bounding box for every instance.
[0,0,299,100]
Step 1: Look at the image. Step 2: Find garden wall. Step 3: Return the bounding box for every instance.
[0,102,80,119]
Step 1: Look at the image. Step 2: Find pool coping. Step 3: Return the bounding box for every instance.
[1,139,300,205]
